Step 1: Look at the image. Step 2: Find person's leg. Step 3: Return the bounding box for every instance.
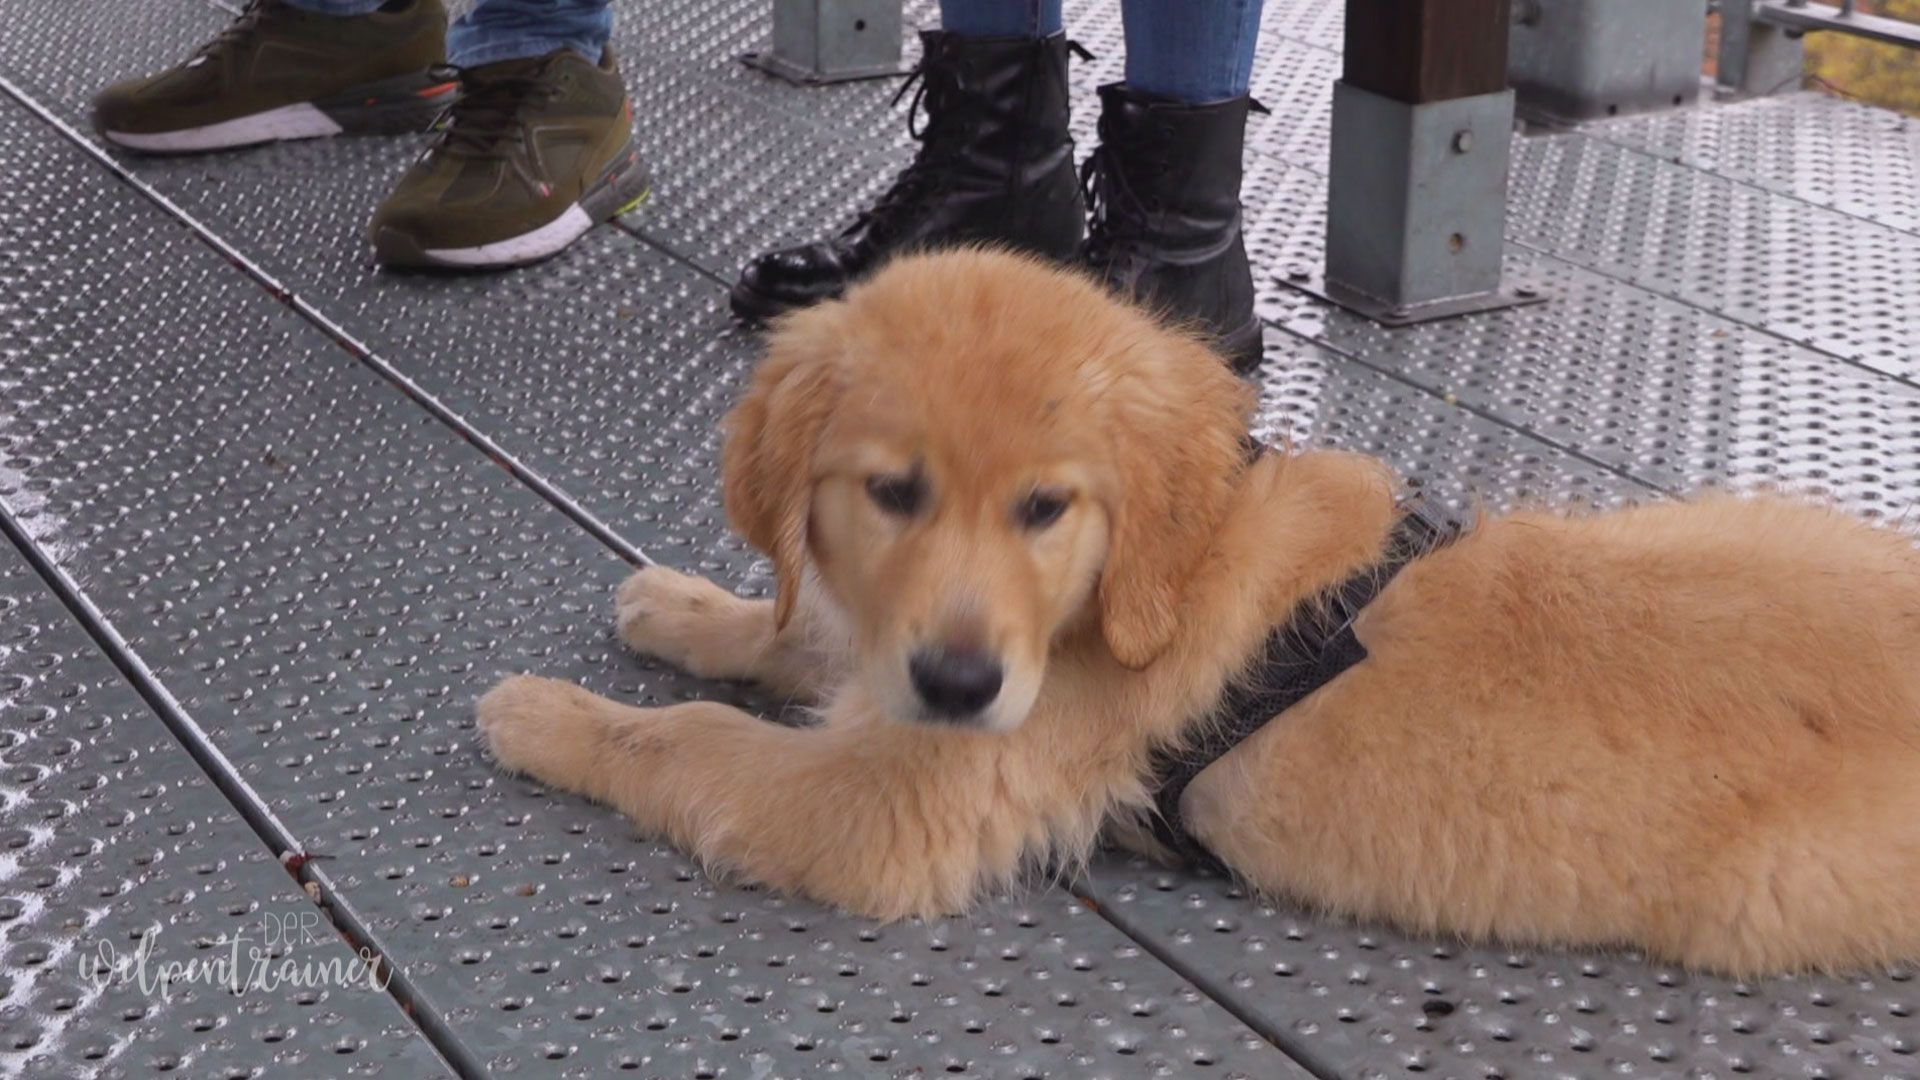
[938,0,1062,38]
[447,0,613,67]
[1122,0,1265,103]
[1081,0,1267,372]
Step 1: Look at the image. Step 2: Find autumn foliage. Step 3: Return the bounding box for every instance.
[1805,0,1920,114]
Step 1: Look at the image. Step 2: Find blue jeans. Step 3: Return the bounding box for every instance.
[941,0,1264,102]
[291,0,1259,101]
[286,0,610,68]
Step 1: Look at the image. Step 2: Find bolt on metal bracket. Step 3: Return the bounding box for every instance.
[742,0,910,85]
[1283,81,1545,326]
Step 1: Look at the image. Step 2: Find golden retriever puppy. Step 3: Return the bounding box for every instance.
[478,249,1920,975]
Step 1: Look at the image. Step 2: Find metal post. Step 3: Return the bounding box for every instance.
[1283,0,1545,326]
[742,0,909,85]
[1716,0,1806,96]
[1508,0,1710,122]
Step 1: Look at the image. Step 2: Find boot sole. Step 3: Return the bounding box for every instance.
[99,70,456,154]
[728,277,810,324]
[1219,315,1265,375]
[730,208,1086,325]
[375,136,652,271]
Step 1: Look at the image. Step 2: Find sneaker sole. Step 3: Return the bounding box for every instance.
[376,138,652,271]
[100,70,456,154]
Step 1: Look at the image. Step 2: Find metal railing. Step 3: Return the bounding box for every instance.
[1718,0,1920,94]
[1758,0,1920,46]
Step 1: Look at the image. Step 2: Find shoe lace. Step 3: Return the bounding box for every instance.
[1079,113,1159,268]
[191,0,274,65]
[425,60,566,158]
[1081,96,1266,268]
[846,49,976,241]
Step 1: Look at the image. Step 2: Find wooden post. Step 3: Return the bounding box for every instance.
[1283,0,1545,325]
[1342,0,1511,105]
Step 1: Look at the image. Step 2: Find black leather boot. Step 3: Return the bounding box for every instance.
[730,31,1084,322]
[1080,82,1263,373]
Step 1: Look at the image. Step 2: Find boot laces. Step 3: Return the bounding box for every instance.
[426,60,567,159]
[1079,112,1164,267]
[848,49,977,241]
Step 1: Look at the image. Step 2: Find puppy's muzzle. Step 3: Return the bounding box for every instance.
[908,646,1004,721]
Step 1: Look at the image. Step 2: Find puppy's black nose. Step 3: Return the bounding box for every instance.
[908,647,1004,719]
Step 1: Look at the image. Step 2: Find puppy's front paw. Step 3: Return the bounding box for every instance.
[476,674,604,789]
[615,565,751,676]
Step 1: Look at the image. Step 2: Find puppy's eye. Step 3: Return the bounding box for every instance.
[1016,489,1072,530]
[865,473,925,516]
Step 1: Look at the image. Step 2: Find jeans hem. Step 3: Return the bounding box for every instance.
[447,39,603,67]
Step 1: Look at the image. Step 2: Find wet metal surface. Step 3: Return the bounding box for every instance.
[0,538,445,1079]
[1093,857,1920,1080]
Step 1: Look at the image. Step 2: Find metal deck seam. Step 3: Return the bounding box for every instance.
[1496,234,1920,396]
[0,71,657,573]
[1086,890,1345,1080]
[1576,114,1920,244]
[1260,319,1681,500]
[0,497,475,1080]
[614,218,736,290]
[0,73,645,1080]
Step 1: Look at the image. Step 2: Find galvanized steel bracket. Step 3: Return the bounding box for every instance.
[1509,0,1710,122]
[1716,0,1809,97]
[1288,82,1546,326]
[742,0,910,85]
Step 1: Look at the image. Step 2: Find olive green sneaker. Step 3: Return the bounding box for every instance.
[368,48,650,269]
[91,0,451,154]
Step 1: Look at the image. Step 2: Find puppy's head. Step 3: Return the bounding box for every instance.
[724,250,1253,730]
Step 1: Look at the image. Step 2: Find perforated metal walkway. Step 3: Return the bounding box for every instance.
[0,0,1916,1077]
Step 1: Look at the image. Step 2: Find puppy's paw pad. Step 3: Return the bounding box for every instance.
[615,566,731,656]
[615,564,683,611]
[476,674,573,773]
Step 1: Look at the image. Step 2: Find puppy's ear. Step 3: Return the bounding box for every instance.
[722,311,845,629]
[1096,333,1253,670]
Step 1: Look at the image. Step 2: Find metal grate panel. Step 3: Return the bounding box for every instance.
[1090,856,1920,1080]
[0,543,445,1079]
[1246,204,1920,519]
[1245,331,1649,514]
[0,95,1301,1079]
[1593,91,1920,237]
[1259,0,1347,53]
[1507,133,1920,380]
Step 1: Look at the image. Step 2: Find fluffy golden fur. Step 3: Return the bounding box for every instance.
[479,249,1920,975]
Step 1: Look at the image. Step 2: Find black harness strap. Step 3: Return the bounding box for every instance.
[1146,450,1461,874]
